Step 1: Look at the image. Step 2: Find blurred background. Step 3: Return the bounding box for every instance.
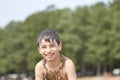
[0,0,120,80]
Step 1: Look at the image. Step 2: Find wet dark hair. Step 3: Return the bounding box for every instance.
[37,29,60,47]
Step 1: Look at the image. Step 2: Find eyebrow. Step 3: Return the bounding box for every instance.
[40,41,56,45]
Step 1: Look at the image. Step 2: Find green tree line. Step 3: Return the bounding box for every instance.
[0,0,120,76]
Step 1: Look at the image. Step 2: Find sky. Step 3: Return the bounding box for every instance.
[0,0,112,28]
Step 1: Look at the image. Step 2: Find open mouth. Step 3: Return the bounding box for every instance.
[46,53,54,59]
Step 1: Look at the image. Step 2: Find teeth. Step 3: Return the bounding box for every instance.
[47,53,53,59]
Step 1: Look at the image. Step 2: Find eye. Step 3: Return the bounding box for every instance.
[50,44,55,47]
[41,46,46,49]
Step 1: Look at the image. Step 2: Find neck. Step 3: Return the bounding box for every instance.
[46,55,61,70]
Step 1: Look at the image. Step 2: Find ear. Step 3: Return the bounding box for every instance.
[59,42,62,51]
[37,47,41,54]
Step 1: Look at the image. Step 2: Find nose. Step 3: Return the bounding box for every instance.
[45,47,51,54]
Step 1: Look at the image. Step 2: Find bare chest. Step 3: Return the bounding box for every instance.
[44,69,68,80]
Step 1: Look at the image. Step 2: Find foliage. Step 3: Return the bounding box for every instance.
[0,0,120,76]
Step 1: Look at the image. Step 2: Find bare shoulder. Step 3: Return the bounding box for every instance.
[35,59,44,70]
[64,57,75,67]
[35,59,45,76]
[64,57,77,80]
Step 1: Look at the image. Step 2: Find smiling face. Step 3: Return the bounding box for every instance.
[38,39,62,61]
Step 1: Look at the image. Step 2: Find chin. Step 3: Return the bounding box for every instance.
[46,56,55,61]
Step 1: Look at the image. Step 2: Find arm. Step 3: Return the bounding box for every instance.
[35,62,44,80]
[65,59,77,80]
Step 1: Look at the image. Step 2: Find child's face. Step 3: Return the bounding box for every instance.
[38,39,61,61]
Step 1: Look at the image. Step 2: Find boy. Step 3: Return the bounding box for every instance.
[35,29,77,80]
